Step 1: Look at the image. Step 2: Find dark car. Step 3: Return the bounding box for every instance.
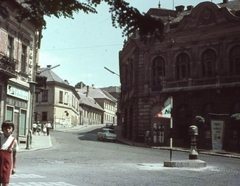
[105,123,114,129]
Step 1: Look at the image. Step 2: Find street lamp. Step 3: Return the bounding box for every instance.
[104,66,119,76]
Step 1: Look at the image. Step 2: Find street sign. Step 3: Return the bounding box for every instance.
[154,97,172,118]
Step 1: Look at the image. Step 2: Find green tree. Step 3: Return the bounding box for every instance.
[0,0,164,41]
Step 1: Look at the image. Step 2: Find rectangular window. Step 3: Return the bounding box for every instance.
[7,37,13,58]
[42,90,48,102]
[59,91,63,103]
[21,45,27,73]
[35,93,39,103]
[20,110,27,136]
[42,112,47,121]
[64,92,68,105]
[6,106,13,121]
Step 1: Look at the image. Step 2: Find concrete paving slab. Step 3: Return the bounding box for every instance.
[163,159,207,168]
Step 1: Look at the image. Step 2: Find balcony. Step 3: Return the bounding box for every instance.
[162,76,240,92]
[0,55,17,79]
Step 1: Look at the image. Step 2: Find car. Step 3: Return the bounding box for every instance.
[105,123,114,129]
[97,128,117,142]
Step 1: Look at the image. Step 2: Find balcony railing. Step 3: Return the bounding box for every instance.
[0,54,17,78]
[162,76,240,92]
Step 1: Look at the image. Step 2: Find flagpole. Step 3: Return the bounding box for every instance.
[170,96,173,161]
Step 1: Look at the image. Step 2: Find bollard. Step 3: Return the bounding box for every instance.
[189,125,198,160]
[25,129,32,150]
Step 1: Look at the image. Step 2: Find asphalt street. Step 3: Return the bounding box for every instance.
[13,125,240,186]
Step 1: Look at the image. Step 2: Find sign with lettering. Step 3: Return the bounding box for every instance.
[211,120,224,150]
[7,84,28,100]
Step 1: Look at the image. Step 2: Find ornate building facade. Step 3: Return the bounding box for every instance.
[0,0,41,142]
[119,0,240,151]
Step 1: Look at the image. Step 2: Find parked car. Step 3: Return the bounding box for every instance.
[97,128,117,142]
[105,123,114,129]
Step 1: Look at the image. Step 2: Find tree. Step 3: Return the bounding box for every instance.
[0,0,164,41]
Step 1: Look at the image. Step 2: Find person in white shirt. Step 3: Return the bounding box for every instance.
[46,121,52,136]
[0,120,18,186]
[32,121,37,135]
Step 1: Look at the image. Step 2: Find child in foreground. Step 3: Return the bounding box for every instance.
[0,120,18,186]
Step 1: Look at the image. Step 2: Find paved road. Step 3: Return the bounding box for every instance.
[12,126,240,186]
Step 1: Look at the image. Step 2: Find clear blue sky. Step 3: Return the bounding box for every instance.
[39,0,223,88]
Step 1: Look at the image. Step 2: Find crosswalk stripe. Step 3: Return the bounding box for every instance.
[10,182,77,186]
[11,174,46,179]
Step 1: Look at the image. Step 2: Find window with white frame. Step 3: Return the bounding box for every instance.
[7,36,14,58]
[21,45,27,73]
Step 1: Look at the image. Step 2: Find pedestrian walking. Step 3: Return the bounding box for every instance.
[0,120,18,186]
[32,121,37,135]
[37,121,42,135]
[42,123,47,135]
[46,121,52,136]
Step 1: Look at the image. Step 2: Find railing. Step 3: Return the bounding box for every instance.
[0,54,17,78]
[162,76,240,92]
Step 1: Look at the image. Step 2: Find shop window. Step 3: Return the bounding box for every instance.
[6,106,13,121]
[20,110,27,136]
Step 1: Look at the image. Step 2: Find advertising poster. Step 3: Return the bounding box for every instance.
[211,120,224,150]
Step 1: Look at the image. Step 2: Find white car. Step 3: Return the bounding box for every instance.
[97,128,117,142]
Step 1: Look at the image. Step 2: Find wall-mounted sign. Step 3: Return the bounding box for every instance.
[211,120,224,150]
[7,84,28,100]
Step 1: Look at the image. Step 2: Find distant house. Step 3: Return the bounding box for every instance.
[77,85,117,124]
[35,65,80,128]
[79,92,104,125]
[101,86,121,125]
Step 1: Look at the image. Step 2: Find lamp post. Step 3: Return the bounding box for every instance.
[104,66,119,77]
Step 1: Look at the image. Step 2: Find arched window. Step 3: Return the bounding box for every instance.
[201,49,216,78]
[176,53,190,80]
[152,56,165,86]
[230,45,240,75]
[130,62,133,89]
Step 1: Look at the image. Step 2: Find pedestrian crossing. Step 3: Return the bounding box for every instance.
[10,182,77,186]
[12,174,46,178]
[10,173,77,186]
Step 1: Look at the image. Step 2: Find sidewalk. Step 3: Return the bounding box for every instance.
[114,126,240,159]
[18,134,52,152]
[18,124,240,159]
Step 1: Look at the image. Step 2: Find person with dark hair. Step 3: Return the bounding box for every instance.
[0,120,18,186]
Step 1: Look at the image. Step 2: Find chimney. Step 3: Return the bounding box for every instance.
[187,5,194,11]
[86,86,89,97]
[47,65,51,68]
[223,0,228,3]
[175,5,185,12]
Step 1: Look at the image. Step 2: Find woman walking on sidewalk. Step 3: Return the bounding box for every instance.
[0,120,18,186]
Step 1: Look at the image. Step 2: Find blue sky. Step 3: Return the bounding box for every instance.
[39,0,223,88]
